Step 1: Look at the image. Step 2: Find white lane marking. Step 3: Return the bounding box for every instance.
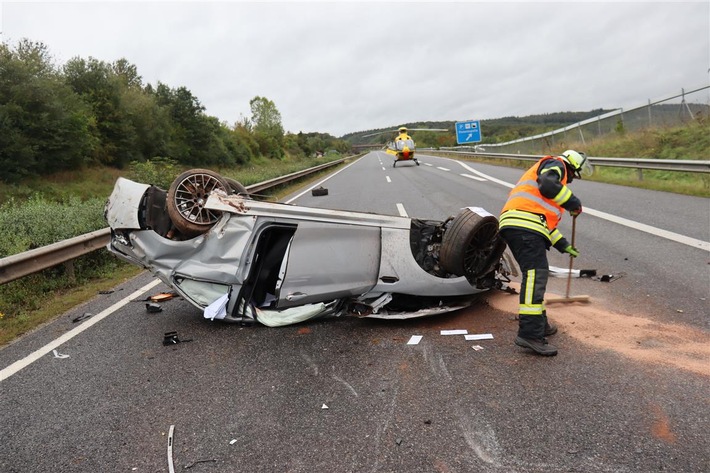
[583,208,709,251]
[437,167,450,171]
[0,278,162,382]
[424,163,433,167]
[457,161,514,189]
[386,176,391,183]
[382,166,386,171]
[396,203,408,217]
[456,160,709,251]
[461,173,487,182]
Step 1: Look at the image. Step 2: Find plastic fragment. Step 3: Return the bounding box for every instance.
[52,349,70,359]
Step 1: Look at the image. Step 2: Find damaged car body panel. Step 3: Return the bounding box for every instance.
[105,170,512,326]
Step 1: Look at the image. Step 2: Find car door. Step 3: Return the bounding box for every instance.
[276,221,381,308]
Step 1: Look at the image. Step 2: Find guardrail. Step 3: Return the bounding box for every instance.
[2,150,705,285]
[0,155,356,286]
[421,149,710,174]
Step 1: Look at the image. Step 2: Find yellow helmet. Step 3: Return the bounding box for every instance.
[398,127,408,133]
[561,150,593,179]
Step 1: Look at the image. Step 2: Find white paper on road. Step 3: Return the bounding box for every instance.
[52,350,69,359]
[464,333,494,341]
[440,329,468,335]
[407,335,423,345]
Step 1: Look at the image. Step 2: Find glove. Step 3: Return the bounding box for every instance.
[564,245,580,258]
[570,206,583,217]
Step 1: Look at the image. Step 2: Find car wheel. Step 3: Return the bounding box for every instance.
[167,169,230,237]
[225,177,249,197]
[440,208,506,280]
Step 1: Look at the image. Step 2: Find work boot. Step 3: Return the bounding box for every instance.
[515,336,558,356]
[545,321,558,336]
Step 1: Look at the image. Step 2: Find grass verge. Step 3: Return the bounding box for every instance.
[0,263,142,347]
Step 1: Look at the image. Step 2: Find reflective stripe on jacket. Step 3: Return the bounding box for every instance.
[499,156,568,244]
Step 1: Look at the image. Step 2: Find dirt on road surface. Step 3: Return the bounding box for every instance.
[484,283,710,377]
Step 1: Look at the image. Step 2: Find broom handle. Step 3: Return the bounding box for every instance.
[565,215,577,298]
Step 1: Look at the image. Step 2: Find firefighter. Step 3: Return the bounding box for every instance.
[499,150,593,356]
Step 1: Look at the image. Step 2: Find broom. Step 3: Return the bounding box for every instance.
[547,215,591,304]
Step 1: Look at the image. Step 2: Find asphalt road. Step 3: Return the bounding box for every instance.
[1,152,708,473]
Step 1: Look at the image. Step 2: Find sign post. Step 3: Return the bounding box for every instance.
[455,120,482,145]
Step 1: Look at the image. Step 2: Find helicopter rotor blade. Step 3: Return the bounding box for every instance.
[360,128,448,138]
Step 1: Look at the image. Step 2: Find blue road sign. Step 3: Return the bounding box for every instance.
[455,120,482,144]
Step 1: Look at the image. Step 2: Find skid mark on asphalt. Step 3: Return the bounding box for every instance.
[331,374,358,397]
[300,352,319,376]
[370,384,399,473]
[456,407,503,467]
[487,284,710,377]
[420,343,452,381]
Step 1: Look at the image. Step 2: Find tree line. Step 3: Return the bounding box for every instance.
[0,39,351,184]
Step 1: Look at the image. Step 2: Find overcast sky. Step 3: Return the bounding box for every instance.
[1,1,709,137]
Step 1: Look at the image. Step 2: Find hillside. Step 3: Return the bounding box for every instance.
[342,109,615,147]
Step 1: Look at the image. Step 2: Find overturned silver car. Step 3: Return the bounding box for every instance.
[104,169,513,326]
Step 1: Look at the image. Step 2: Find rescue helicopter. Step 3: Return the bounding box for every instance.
[363,126,448,167]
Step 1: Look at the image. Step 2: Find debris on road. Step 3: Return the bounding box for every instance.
[595,273,623,282]
[550,266,597,278]
[146,302,163,313]
[52,349,69,359]
[167,425,175,473]
[163,331,193,346]
[471,345,485,351]
[440,329,468,336]
[150,292,177,302]
[71,312,93,323]
[465,333,494,341]
[311,186,328,196]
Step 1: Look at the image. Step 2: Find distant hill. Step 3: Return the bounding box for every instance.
[342,109,615,148]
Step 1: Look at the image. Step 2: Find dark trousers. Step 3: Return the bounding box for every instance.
[500,228,550,339]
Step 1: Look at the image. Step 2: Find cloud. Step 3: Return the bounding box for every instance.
[2,1,709,136]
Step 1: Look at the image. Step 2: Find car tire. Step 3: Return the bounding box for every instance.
[225,177,249,197]
[440,208,506,280]
[167,169,230,237]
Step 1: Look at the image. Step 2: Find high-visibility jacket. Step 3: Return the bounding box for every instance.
[499,156,573,248]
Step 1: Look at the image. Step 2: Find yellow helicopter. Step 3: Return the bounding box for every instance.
[364,126,448,167]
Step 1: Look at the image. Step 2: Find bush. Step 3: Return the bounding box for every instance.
[0,195,107,258]
[127,157,179,189]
